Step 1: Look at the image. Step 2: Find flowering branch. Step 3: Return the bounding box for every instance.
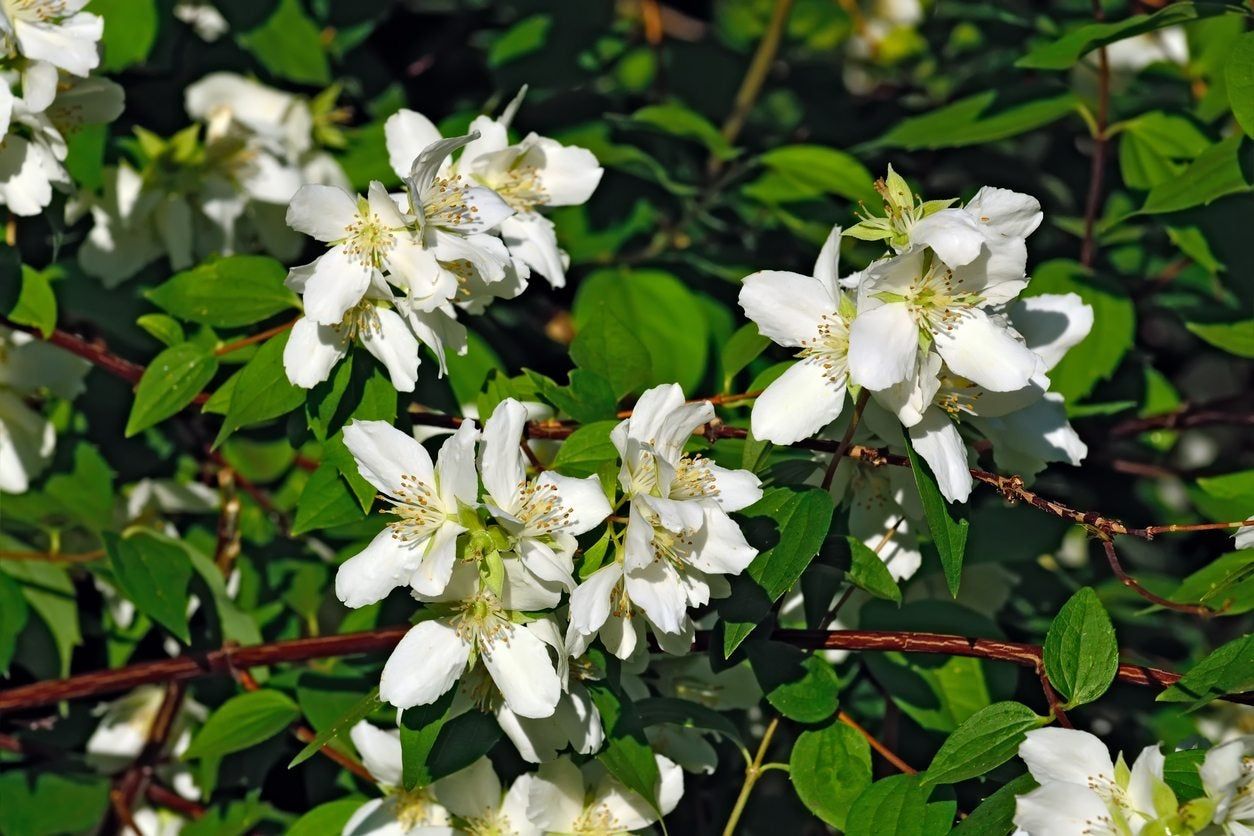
[2,626,1248,714]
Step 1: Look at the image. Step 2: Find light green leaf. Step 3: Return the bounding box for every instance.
[748,641,841,723]
[8,266,56,337]
[570,304,651,399]
[904,435,969,597]
[0,771,110,836]
[289,687,381,768]
[184,690,300,760]
[721,324,770,388]
[625,103,738,161]
[1017,4,1233,70]
[745,144,878,205]
[1043,587,1119,708]
[214,332,305,447]
[105,531,193,644]
[0,560,80,678]
[89,0,158,71]
[1174,550,1254,615]
[1137,135,1251,217]
[789,721,872,830]
[844,774,939,836]
[550,421,620,478]
[845,535,903,603]
[1228,32,1254,138]
[1157,635,1254,708]
[876,91,1078,151]
[399,692,500,790]
[1186,319,1254,358]
[287,800,365,836]
[136,313,186,347]
[238,0,331,85]
[921,702,1047,786]
[486,13,551,67]
[126,342,218,437]
[292,460,367,535]
[146,256,297,328]
[0,571,29,676]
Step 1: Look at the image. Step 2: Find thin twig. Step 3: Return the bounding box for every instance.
[838,710,918,774]
[821,389,870,491]
[1112,408,1254,436]
[106,682,186,835]
[213,318,298,357]
[722,716,780,836]
[1079,0,1110,268]
[1036,667,1074,729]
[1100,537,1213,615]
[0,548,105,564]
[712,0,795,170]
[3,626,1248,713]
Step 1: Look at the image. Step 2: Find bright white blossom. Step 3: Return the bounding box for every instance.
[343,721,453,836]
[432,757,540,836]
[1199,736,1254,834]
[526,754,683,835]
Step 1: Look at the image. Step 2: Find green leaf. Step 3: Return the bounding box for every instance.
[876,90,1078,151]
[789,720,872,830]
[570,304,651,399]
[0,570,29,676]
[45,442,115,532]
[1017,4,1232,70]
[845,535,903,603]
[8,266,56,337]
[635,697,745,747]
[1119,112,1211,190]
[147,256,297,328]
[722,487,834,654]
[214,332,305,447]
[1193,471,1254,522]
[573,269,710,393]
[105,531,193,644]
[1228,32,1254,138]
[1043,587,1119,708]
[588,682,661,815]
[1186,319,1254,358]
[185,690,300,760]
[486,13,551,67]
[0,560,80,677]
[550,421,620,478]
[1137,135,1251,217]
[721,324,770,388]
[238,0,331,85]
[0,771,110,836]
[1158,635,1254,708]
[845,774,939,836]
[745,144,878,205]
[89,0,158,71]
[921,702,1047,786]
[1162,749,1207,802]
[399,692,501,790]
[136,313,186,347]
[904,435,968,596]
[292,460,366,535]
[748,641,841,723]
[624,103,739,161]
[1023,260,1135,403]
[1174,550,1254,615]
[289,687,381,768]
[952,773,1038,835]
[125,342,218,437]
[287,800,365,836]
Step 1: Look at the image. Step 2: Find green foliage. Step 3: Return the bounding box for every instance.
[104,531,193,643]
[1043,587,1119,709]
[922,702,1047,787]
[1158,635,1254,708]
[789,720,872,829]
[125,342,218,437]
[185,690,300,760]
[147,256,297,328]
[587,682,662,815]
[904,435,968,596]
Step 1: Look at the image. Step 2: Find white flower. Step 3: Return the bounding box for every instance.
[497,676,604,764]
[480,398,612,596]
[173,1,229,42]
[129,807,186,836]
[0,0,103,80]
[343,721,454,836]
[430,758,540,836]
[1236,521,1254,551]
[525,754,684,835]
[568,384,761,656]
[1199,737,1254,834]
[85,686,203,802]
[286,181,441,326]
[847,245,1040,398]
[738,225,857,445]
[337,420,479,607]
[1013,727,1174,835]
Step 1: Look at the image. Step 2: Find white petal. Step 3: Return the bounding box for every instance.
[908,408,972,504]
[1010,293,1093,372]
[435,757,501,821]
[525,135,603,206]
[812,225,843,299]
[528,758,586,831]
[600,614,641,660]
[14,13,103,76]
[360,307,421,392]
[410,520,464,597]
[483,624,561,719]
[335,527,424,608]
[1126,744,1165,816]
[0,135,53,216]
[1200,738,1247,792]
[302,247,375,326]
[966,186,1043,239]
[435,419,480,509]
[384,109,443,181]
[847,302,921,391]
[349,722,403,788]
[625,561,688,636]
[616,383,686,452]
[458,115,509,172]
[1018,728,1114,788]
[514,537,574,592]
[342,797,404,836]
[988,394,1087,469]
[540,472,611,536]
[737,271,835,347]
[706,464,762,513]
[343,420,435,498]
[656,755,685,816]
[480,399,528,512]
[1013,784,1118,836]
[932,308,1038,392]
[750,359,846,445]
[498,214,567,289]
[690,506,757,576]
[286,184,356,242]
[568,562,623,637]
[379,621,470,709]
[500,774,542,836]
[21,61,56,114]
[284,317,349,388]
[910,208,985,267]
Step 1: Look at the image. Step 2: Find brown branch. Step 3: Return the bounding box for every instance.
[1145,519,1253,536]
[1036,667,1073,729]
[1079,0,1110,268]
[820,389,870,491]
[838,710,918,774]
[106,682,186,835]
[213,318,298,357]
[212,468,242,576]
[1112,408,1254,437]
[3,626,1248,714]
[144,783,205,820]
[1100,538,1213,615]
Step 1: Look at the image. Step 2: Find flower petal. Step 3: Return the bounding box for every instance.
[751,359,847,445]
[435,757,501,821]
[483,624,562,719]
[625,561,688,636]
[848,302,920,391]
[966,186,1043,239]
[349,722,403,788]
[384,109,443,181]
[528,759,587,832]
[498,214,567,289]
[540,472,611,536]
[932,308,1037,392]
[480,398,528,513]
[737,271,835,347]
[910,208,985,267]
[1009,293,1093,372]
[335,527,422,608]
[343,420,435,498]
[568,562,623,637]
[690,506,757,576]
[525,135,604,206]
[302,246,375,326]
[1013,783,1116,836]
[285,184,355,242]
[435,419,480,509]
[359,308,421,393]
[812,225,843,299]
[1018,728,1114,788]
[410,520,464,597]
[908,408,972,504]
[379,620,470,709]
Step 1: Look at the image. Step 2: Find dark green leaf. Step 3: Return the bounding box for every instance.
[1,561,81,677]
[185,690,300,760]
[721,324,770,388]
[845,536,903,603]
[287,800,364,836]
[588,682,661,815]
[952,773,1037,835]
[8,266,56,337]
[904,435,968,596]
[550,421,620,478]
[1138,136,1252,217]
[844,774,936,836]
[289,687,381,768]
[635,697,744,746]
[921,702,1046,786]
[125,342,218,436]
[747,641,841,723]
[789,721,872,830]
[292,460,367,535]
[0,771,110,835]
[624,103,739,161]
[238,0,331,85]
[105,531,193,644]
[147,256,296,328]
[1162,749,1207,802]
[876,91,1078,151]
[1158,635,1254,708]
[1186,320,1254,358]
[570,304,651,399]
[1017,4,1232,70]
[214,332,305,447]
[1228,32,1254,138]
[1043,587,1119,708]
[0,570,29,676]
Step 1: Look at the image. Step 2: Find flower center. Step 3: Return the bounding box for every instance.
[891,264,985,336]
[797,312,851,384]
[380,475,444,542]
[514,479,574,533]
[6,0,73,22]
[934,373,981,417]
[335,300,383,343]
[392,787,438,829]
[671,455,719,502]
[649,516,695,570]
[450,592,513,655]
[422,173,484,230]
[344,210,396,267]
[573,804,623,835]
[464,810,518,836]
[486,163,546,213]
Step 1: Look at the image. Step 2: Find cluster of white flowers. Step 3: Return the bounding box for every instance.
[0,0,123,216]
[345,724,682,836]
[71,72,349,286]
[1013,727,1254,835]
[280,90,602,392]
[739,167,1092,504]
[334,385,759,764]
